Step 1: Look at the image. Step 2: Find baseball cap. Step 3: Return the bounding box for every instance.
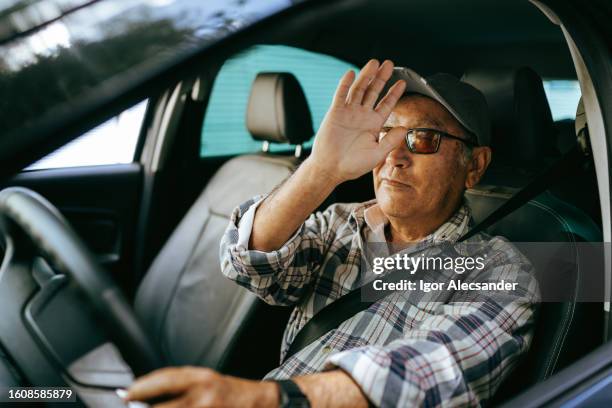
[380,67,491,146]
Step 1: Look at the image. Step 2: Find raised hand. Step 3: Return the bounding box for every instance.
[309,59,407,183]
[248,59,407,252]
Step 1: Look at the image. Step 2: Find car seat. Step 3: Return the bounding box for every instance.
[462,67,603,402]
[135,72,313,375]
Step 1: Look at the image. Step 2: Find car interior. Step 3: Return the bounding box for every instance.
[0,0,608,406]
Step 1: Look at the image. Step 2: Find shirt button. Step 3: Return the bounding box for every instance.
[322,346,332,354]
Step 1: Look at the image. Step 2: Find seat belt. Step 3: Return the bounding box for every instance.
[285,145,588,360]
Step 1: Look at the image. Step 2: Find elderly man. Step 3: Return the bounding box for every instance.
[127,60,538,407]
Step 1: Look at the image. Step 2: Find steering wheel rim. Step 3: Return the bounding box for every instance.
[0,187,162,377]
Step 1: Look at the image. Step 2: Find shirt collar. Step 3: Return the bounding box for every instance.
[355,200,472,244]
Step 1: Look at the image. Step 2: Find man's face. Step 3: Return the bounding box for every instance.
[373,95,470,220]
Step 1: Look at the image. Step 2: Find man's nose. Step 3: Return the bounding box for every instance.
[385,144,413,168]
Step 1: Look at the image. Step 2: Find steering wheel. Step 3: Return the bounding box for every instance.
[0,187,162,377]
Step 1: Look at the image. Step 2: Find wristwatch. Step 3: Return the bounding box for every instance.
[276,379,311,408]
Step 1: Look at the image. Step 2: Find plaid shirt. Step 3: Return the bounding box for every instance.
[220,197,539,407]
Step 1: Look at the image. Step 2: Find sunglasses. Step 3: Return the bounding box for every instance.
[379,127,477,154]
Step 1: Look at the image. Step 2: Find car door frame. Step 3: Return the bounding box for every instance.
[2,98,158,295]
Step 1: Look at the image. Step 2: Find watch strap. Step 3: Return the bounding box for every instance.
[276,379,310,408]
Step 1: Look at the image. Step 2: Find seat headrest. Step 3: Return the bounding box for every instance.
[246,72,313,145]
[462,67,555,164]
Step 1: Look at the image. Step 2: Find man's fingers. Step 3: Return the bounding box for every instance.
[362,60,394,108]
[346,59,380,105]
[126,368,193,402]
[378,126,407,156]
[332,69,356,108]
[375,79,406,118]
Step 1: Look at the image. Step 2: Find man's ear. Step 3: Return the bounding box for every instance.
[465,146,492,189]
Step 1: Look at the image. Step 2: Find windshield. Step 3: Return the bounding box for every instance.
[0,0,298,163]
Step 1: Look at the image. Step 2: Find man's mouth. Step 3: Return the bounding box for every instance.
[381,178,412,189]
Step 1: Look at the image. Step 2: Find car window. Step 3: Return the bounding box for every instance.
[200,45,356,157]
[543,79,581,121]
[25,100,147,170]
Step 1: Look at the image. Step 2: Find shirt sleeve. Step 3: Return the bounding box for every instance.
[234,195,265,249]
[219,195,342,306]
[324,249,540,407]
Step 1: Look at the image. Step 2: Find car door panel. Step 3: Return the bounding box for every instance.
[1,163,142,295]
